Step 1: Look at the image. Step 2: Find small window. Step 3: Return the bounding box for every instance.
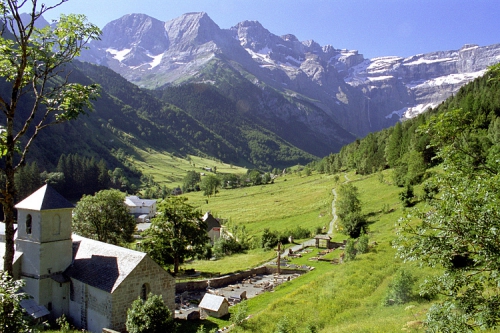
[26,214,32,235]
[141,283,150,301]
[53,214,61,235]
[47,302,52,311]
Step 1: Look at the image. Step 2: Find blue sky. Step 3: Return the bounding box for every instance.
[42,0,499,58]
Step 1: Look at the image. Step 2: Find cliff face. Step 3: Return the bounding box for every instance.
[79,12,500,142]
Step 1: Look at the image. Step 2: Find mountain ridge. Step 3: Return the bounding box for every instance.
[79,12,500,144]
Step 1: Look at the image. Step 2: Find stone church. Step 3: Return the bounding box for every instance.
[7,184,175,332]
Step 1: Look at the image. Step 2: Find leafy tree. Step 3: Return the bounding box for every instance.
[0,272,31,332]
[0,1,101,274]
[337,184,367,238]
[182,170,200,192]
[398,184,414,207]
[141,196,208,273]
[247,169,262,185]
[126,293,175,333]
[261,228,279,250]
[72,189,135,245]
[200,174,220,198]
[385,121,403,168]
[396,84,500,330]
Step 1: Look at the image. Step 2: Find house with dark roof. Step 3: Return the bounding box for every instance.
[124,195,157,222]
[5,185,175,333]
[202,212,221,244]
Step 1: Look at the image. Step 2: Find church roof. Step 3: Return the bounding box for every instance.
[15,184,74,211]
[65,234,147,293]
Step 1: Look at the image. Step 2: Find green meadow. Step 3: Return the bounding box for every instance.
[132,147,248,187]
[174,170,446,333]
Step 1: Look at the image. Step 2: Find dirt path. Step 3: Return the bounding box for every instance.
[327,173,350,235]
[327,188,337,235]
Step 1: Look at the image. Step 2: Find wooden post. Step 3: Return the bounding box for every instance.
[277,242,281,274]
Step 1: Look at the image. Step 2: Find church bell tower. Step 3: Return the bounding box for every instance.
[15,184,74,316]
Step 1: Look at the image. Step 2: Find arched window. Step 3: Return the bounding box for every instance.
[26,214,32,235]
[141,283,150,301]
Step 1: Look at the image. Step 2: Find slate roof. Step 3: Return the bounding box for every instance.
[199,294,228,312]
[20,299,50,319]
[202,212,221,231]
[65,234,146,293]
[15,184,74,211]
[124,196,156,208]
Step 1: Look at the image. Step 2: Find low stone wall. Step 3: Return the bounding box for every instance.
[176,266,306,293]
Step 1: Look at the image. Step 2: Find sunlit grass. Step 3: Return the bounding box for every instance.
[184,248,276,275]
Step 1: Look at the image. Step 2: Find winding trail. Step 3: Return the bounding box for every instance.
[327,173,350,235]
[327,188,338,235]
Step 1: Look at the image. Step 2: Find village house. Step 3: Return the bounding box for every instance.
[3,185,175,333]
[202,211,221,244]
[198,293,229,318]
[124,195,157,222]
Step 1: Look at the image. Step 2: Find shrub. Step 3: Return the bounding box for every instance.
[230,300,248,327]
[384,269,416,306]
[399,184,415,207]
[344,239,357,261]
[213,237,245,259]
[261,228,279,250]
[126,293,175,333]
[355,233,369,254]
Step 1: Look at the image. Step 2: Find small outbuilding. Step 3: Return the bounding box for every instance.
[314,234,331,248]
[198,294,229,318]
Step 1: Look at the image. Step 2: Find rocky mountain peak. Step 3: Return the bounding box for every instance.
[99,14,168,54]
[164,12,222,47]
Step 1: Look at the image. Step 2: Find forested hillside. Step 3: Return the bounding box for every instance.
[4,60,323,201]
[314,66,500,186]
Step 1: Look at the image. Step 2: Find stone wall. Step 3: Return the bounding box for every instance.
[111,256,175,332]
[176,266,305,293]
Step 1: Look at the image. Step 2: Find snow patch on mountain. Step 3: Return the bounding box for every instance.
[107,48,131,61]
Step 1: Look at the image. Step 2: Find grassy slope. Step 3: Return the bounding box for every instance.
[175,170,440,332]
[132,148,248,187]
[182,172,333,236]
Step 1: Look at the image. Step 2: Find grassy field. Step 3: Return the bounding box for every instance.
[131,146,248,187]
[183,172,334,237]
[170,169,444,333]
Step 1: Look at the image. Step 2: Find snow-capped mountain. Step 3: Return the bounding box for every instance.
[79,12,500,140]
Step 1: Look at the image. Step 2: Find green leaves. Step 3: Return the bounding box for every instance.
[126,294,175,333]
[142,196,208,273]
[72,189,136,245]
[45,83,101,121]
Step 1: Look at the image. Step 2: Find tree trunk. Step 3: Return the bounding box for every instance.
[3,162,16,276]
[174,256,180,274]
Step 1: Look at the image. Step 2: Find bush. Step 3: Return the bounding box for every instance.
[261,228,279,250]
[230,300,248,327]
[384,269,416,306]
[399,184,415,207]
[213,237,246,258]
[341,211,367,238]
[344,239,357,261]
[126,293,175,333]
[355,233,369,254]
[422,180,439,202]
